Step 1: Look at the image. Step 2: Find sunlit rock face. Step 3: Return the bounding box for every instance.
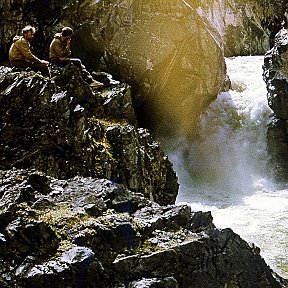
[76,0,280,136]
[0,0,286,136]
[198,0,271,56]
[82,0,228,137]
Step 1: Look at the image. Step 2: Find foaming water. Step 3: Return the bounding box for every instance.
[166,56,288,278]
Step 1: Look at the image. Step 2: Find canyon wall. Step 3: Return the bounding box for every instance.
[0,0,286,136]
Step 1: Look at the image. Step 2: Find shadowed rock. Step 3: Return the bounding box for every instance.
[263,28,288,180]
[0,65,178,205]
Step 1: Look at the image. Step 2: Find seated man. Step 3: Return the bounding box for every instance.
[9,25,50,77]
[49,27,103,88]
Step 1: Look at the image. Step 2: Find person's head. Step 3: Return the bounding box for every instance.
[22,25,36,42]
[61,27,73,40]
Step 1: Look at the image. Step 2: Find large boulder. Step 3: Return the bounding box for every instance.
[81,0,227,137]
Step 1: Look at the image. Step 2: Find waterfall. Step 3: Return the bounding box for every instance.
[164,56,288,278]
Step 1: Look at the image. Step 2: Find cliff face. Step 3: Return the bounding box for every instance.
[1,0,284,137]
[198,0,269,56]
[263,28,288,181]
[73,0,228,137]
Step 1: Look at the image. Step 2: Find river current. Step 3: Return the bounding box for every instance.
[166,56,288,278]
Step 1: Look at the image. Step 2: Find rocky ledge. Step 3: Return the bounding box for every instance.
[0,64,178,206]
[0,65,287,287]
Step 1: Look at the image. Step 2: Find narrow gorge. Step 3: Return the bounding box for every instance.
[0,0,288,287]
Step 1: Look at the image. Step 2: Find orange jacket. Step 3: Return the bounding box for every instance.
[49,33,71,59]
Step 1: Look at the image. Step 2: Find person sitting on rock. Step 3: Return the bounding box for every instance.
[9,25,50,77]
[49,26,103,88]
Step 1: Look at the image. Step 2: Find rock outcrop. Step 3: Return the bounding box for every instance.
[0,64,287,287]
[0,168,286,288]
[0,65,178,205]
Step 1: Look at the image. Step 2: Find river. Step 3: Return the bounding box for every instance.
[165,56,288,278]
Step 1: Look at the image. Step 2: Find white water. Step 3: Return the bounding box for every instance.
[167,56,288,278]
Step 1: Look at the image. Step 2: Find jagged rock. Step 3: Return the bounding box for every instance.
[113,228,283,288]
[266,118,288,181]
[27,173,52,195]
[4,218,59,260]
[0,65,178,205]
[0,169,286,288]
[19,246,100,288]
[126,277,179,288]
[132,204,214,236]
[263,28,288,119]
[125,277,179,288]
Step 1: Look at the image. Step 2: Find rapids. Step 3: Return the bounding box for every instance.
[165,56,288,278]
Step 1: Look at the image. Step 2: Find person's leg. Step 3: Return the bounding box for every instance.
[11,60,49,77]
[32,62,50,77]
[10,60,30,69]
[51,58,103,88]
[55,58,90,81]
[50,58,69,67]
